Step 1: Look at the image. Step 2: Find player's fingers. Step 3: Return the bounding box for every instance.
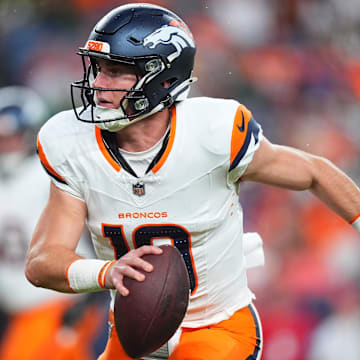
[111,275,129,296]
[127,255,154,272]
[111,265,146,296]
[135,245,163,256]
[114,263,146,282]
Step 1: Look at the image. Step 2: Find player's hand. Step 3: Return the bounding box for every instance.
[105,245,163,296]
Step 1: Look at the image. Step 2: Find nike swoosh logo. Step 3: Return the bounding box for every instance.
[237,111,245,132]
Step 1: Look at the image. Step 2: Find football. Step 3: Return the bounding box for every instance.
[114,245,190,358]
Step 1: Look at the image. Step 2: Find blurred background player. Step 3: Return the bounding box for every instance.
[0,86,108,360]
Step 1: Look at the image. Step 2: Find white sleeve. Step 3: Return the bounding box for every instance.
[36,114,84,200]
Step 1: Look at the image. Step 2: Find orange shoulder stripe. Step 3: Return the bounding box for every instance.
[349,213,360,224]
[95,126,121,172]
[152,105,177,174]
[37,135,67,184]
[230,105,252,165]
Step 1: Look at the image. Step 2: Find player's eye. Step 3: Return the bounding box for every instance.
[93,63,101,73]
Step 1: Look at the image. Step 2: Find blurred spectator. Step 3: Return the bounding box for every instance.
[307,284,360,360]
[0,86,107,359]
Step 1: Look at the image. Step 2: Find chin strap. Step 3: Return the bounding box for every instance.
[173,76,197,101]
[134,76,198,120]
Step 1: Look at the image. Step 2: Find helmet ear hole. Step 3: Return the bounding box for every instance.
[129,36,141,44]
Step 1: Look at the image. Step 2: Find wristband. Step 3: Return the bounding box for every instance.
[98,260,116,289]
[350,215,360,233]
[66,259,115,293]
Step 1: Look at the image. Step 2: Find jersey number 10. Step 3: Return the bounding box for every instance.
[102,223,197,293]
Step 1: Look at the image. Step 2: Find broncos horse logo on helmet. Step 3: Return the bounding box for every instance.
[143,24,195,61]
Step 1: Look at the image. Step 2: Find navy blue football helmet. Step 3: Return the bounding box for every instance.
[71,3,197,131]
[0,86,48,178]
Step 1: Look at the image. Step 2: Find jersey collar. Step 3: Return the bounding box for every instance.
[95,105,177,176]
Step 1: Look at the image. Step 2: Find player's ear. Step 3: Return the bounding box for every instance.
[161,80,171,89]
[162,78,177,89]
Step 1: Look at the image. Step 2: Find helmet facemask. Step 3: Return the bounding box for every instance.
[71,55,153,131]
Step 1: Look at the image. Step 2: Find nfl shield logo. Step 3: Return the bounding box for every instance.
[133,182,145,196]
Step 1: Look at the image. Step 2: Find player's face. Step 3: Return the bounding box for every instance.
[0,131,27,178]
[0,112,26,154]
[92,59,138,109]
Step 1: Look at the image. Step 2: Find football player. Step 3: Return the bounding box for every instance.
[0,86,104,360]
[25,3,360,360]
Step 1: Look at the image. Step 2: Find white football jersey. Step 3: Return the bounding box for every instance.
[37,97,263,327]
[0,156,91,312]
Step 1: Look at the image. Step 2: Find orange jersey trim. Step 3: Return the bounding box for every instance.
[349,213,360,224]
[95,126,121,172]
[152,105,177,174]
[37,136,67,184]
[230,105,252,166]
